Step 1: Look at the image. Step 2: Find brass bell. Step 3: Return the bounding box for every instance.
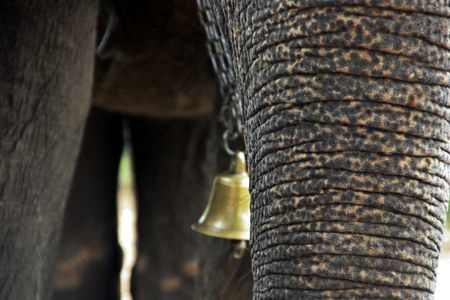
[192,151,250,240]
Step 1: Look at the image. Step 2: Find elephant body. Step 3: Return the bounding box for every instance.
[1,0,449,299]
[93,0,215,118]
[0,0,251,299]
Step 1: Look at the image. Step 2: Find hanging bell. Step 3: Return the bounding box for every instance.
[192,151,250,240]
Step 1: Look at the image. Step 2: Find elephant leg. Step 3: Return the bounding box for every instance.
[0,1,98,298]
[213,1,450,299]
[52,107,123,300]
[128,116,212,300]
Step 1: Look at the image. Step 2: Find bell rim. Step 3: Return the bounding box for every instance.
[191,223,250,241]
[214,174,249,186]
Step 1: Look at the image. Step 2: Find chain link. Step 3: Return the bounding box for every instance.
[196,0,244,155]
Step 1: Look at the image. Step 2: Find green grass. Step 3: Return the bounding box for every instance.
[447,204,450,229]
[118,147,133,187]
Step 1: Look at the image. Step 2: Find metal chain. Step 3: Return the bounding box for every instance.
[196,0,244,155]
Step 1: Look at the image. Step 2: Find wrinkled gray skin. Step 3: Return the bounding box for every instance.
[0,1,97,299]
[212,0,450,299]
[1,0,450,300]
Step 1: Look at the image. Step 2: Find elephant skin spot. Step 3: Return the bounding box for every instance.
[182,259,199,278]
[53,244,105,289]
[159,276,182,293]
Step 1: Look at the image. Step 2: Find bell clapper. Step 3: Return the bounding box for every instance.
[231,240,248,259]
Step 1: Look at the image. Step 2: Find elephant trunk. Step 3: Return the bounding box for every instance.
[215,1,450,298]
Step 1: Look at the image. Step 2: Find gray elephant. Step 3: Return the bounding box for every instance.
[1,0,449,300]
